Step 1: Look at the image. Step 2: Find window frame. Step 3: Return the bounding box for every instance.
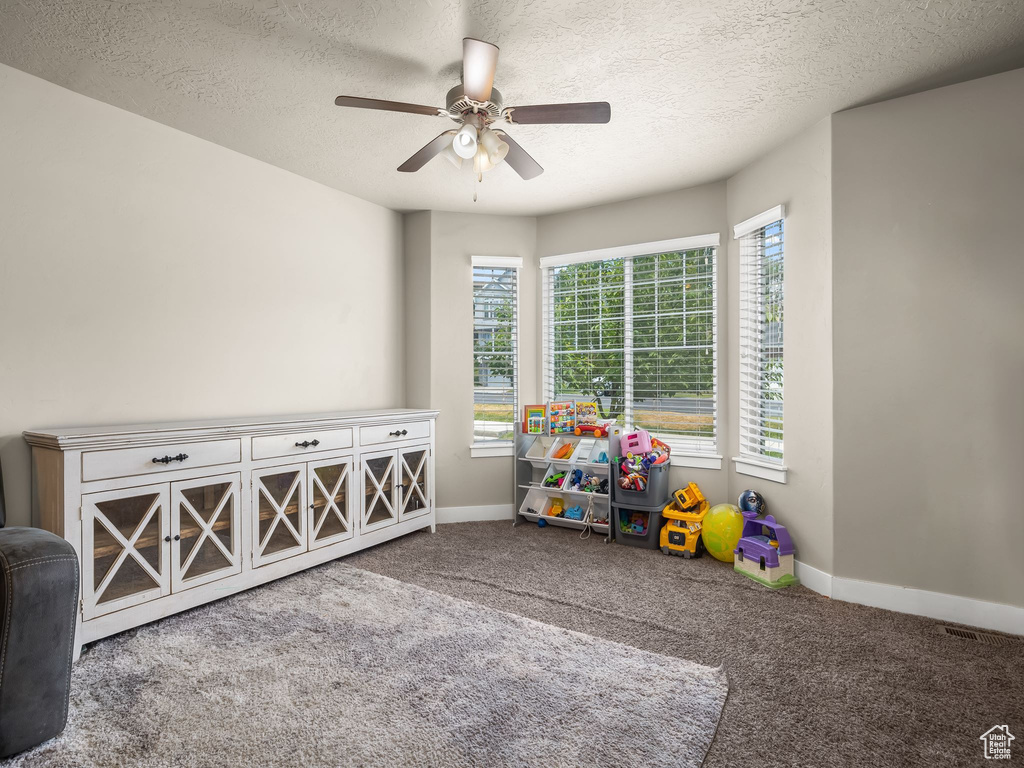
[732,205,788,484]
[540,233,722,470]
[470,255,522,458]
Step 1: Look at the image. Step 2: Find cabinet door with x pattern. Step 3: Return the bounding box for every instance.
[398,446,431,522]
[252,463,307,567]
[171,473,242,592]
[82,483,171,620]
[307,457,354,549]
[360,448,398,533]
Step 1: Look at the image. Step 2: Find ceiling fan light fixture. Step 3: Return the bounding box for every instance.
[473,143,496,174]
[453,124,478,159]
[479,127,509,165]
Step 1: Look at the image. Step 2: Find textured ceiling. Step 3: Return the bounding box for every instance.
[2,0,1023,215]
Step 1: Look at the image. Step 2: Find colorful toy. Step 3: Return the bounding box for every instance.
[547,499,565,517]
[618,511,649,535]
[660,483,710,558]
[738,489,767,517]
[701,503,745,563]
[734,510,798,588]
[619,429,652,456]
[564,505,584,521]
[574,423,605,437]
[552,442,574,460]
[522,405,547,434]
[594,452,608,464]
[548,401,576,434]
[675,482,707,513]
[537,518,547,527]
[543,471,566,488]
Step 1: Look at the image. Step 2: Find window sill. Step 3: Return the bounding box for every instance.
[470,442,515,458]
[669,453,723,471]
[732,456,788,484]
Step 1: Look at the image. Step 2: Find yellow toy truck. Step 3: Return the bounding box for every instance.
[659,483,710,558]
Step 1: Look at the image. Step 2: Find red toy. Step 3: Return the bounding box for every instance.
[574,423,605,437]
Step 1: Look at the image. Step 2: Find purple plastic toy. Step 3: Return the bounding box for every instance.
[733,510,798,589]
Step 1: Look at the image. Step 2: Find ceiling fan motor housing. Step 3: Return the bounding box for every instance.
[446,84,503,122]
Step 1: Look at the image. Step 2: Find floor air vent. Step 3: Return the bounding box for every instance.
[939,625,1018,647]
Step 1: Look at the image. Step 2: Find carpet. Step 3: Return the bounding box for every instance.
[346,523,1024,768]
[8,564,728,768]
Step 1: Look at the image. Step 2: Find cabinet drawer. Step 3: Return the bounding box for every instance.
[251,428,353,460]
[82,439,241,483]
[359,421,430,447]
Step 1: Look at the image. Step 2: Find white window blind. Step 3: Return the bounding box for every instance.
[472,257,520,446]
[543,240,718,454]
[737,216,784,462]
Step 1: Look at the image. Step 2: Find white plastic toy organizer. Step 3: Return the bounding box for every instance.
[514,424,622,542]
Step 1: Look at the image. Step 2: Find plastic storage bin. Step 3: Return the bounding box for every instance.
[612,459,672,505]
[612,504,663,549]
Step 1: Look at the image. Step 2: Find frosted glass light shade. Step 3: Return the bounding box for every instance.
[479,128,509,165]
[453,124,478,159]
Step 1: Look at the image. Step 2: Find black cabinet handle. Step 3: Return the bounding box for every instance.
[295,439,321,448]
[164,535,171,542]
[152,453,189,464]
[389,429,409,437]
[174,534,181,541]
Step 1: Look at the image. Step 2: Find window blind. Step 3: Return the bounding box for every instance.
[472,261,519,444]
[737,217,784,462]
[543,244,718,453]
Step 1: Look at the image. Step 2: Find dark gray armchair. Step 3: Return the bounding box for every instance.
[0,462,79,757]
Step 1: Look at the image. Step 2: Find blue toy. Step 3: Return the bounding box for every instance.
[537,518,547,527]
[564,505,584,521]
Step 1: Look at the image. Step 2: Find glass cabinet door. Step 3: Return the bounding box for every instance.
[361,450,397,532]
[398,447,431,521]
[82,483,170,619]
[171,474,242,591]
[308,458,353,549]
[252,464,307,567]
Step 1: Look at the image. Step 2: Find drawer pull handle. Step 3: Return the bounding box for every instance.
[152,453,189,464]
[389,429,408,437]
[164,535,171,542]
[295,439,321,449]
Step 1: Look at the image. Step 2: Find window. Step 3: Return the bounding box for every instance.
[541,235,720,466]
[472,256,521,456]
[734,205,786,483]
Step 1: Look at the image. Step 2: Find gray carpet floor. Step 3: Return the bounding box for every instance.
[347,521,1024,768]
[8,565,726,768]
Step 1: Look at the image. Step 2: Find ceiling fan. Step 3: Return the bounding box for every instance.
[334,38,610,182]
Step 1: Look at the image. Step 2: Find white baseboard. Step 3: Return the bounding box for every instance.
[436,504,515,524]
[794,560,833,597]
[830,575,1024,637]
[794,559,1022,637]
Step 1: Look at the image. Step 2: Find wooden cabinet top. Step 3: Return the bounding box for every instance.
[24,408,439,450]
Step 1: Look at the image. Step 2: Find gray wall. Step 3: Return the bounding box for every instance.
[0,64,406,526]
[725,118,834,574]
[535,182,731,503]
[404,210,539,510]
[832,68,1024,607]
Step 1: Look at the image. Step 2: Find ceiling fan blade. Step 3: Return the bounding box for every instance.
[462,38,499,102]
[492,131,543,180]
[506,102,611,124]
[335,95,442,117]
[398,131,457,173]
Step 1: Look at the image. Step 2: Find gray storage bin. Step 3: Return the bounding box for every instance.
[612,504,664,549]
[612,459,672,506]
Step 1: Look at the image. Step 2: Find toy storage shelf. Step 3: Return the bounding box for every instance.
[514,427,620,542]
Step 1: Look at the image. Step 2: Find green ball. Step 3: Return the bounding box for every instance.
[702,503,745,563]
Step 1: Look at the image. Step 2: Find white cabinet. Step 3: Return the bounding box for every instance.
[26,409,437,657]
[83,473,243,618]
